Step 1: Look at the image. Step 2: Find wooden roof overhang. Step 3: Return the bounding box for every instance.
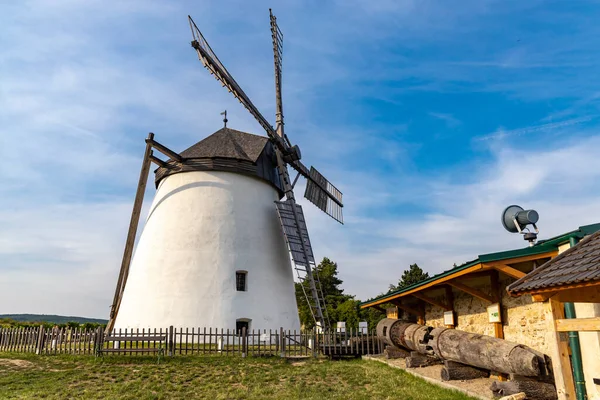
[361,223,600,311]
[360,252,557,310]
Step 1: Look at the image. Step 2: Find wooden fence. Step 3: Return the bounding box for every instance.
[0,326,383,358]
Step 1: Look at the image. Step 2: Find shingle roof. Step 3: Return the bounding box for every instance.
[507,229,600,295]
[179,127,268,162]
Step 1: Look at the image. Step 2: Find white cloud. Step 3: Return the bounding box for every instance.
[2,0,600,319]
[305,135,600,301]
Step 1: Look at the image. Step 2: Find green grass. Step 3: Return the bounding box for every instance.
[0,352,476,400]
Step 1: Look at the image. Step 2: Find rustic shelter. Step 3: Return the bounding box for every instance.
[361,223,600,374]
[508,229,600,400]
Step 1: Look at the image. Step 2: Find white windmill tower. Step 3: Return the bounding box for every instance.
[107,10,343,333]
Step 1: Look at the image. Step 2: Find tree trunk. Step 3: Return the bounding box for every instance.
[490,380,558,400]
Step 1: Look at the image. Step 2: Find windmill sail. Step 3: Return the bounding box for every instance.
[270,9,284,133]
[188,11,342,329]
[188,16,279,143]
[304,167,344,224]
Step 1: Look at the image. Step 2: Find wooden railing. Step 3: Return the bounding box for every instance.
[0,326,383,357]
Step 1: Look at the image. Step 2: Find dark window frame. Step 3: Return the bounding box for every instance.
[236,319,250,336]
[236,271,247,292]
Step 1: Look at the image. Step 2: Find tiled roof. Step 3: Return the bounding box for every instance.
[180,127,268,162]
[507,229,600,295]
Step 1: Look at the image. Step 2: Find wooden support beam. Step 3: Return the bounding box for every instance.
[528,284,600,303]
[548,297,576,400]
[555,284,600,303]
[149,152,170,168]
[146,138,182,162]
[360,263,485,308]
[531,292,558,302]
[411,292,452,311]
[371,305,386,313]
[556,317,600,332]
[484,263,526,280]
[390,300,424,319]
[447,280,495,303]
[107,132,155,333]
[444,285,455,328]
[490,270,504,341]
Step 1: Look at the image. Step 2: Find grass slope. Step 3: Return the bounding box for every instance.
[0,353,476,400]
[0,314,107,325]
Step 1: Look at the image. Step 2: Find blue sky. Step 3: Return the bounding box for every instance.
[2,0,600,318]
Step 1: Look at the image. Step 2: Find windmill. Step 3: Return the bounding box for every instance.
[106,10,342,333]
[188,10,344,329]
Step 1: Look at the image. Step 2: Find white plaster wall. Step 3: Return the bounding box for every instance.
[114,171,301,332]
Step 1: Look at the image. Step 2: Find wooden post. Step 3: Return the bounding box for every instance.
[36,325,45,355]
[241,327,247,358]
[107,132,155,332]
[312,326,317,358]
[548,297,576,400]
[445,286,455,329]
[168,325,174,356]
[490,271,505,340]
[279,327,285,358]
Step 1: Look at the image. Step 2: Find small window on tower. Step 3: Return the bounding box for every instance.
[236,271,247,292]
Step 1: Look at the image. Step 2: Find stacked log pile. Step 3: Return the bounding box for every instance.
[376,319,556,399]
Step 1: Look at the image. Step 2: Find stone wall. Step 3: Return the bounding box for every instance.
[423,278,551,355]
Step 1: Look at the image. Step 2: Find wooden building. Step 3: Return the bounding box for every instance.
[361,223,600,376]
[507,229,600,400]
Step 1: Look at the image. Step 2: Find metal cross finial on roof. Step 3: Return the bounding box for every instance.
[220,110,228,127]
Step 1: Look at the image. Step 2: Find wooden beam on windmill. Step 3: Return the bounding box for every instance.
[107,132,155,333]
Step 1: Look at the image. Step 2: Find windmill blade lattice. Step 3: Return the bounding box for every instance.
[188,11,343,329]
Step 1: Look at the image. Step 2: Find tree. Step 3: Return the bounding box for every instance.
[295,257,352,329]
[389,263,429,292]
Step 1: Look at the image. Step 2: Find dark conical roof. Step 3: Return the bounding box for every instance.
[154,127,283,196]
[179,127,268,163]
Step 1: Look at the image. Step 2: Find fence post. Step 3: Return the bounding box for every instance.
[279,327,285,358]
[94,326,103,355]
[36,325,45,355]
[241,327,247,358]
[312,326,317,358]
[168,326,174,356]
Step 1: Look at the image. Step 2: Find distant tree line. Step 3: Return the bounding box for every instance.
[295,258,430,330]
[0,318,105,330]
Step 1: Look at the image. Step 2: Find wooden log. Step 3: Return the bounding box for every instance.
[441,361,489,381]
[376,319,417,350]
[384,346,409,359]
[433,328,542,376]
[405,352,440,368]
[490,380,558,400]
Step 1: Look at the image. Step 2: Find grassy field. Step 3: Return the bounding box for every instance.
[0,352,476,399]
